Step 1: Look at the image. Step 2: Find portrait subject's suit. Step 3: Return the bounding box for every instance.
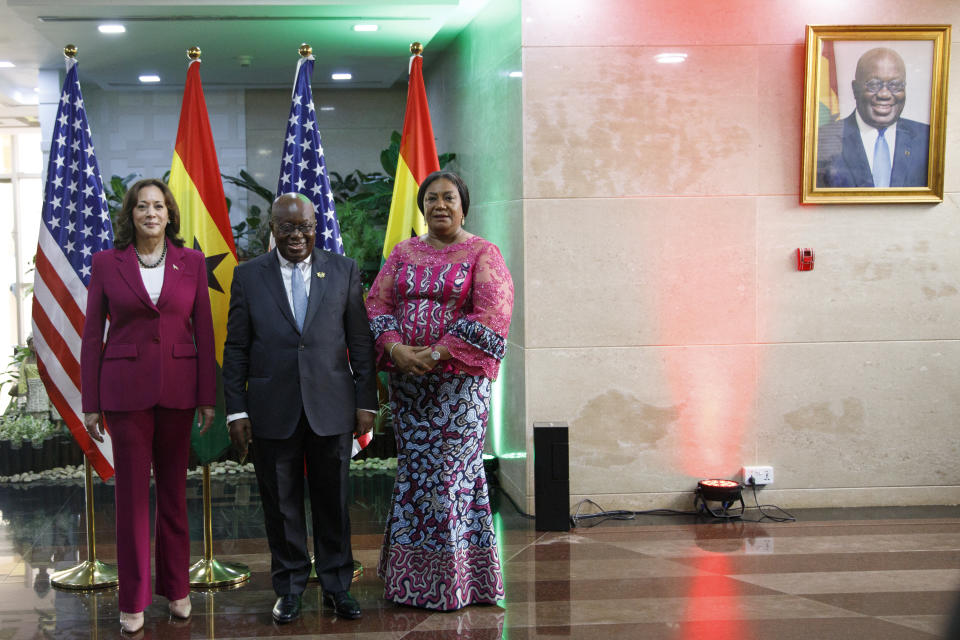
[816,112,929,188]
[222,247,376,596]
[80,242,215,613]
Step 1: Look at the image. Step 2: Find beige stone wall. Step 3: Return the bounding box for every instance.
[519,0,960,510]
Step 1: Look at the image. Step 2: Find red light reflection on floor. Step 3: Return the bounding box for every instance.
[675,550,748,640]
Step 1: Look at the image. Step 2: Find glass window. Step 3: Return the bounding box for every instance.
[0,180,15,414]
[18,177,42,283]
[16,130,42,174]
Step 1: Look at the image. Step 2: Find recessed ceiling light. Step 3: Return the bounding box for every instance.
[320,106,335,111]
[654,53,687,64]
[331,73,352,81]
[139,74,161,83]
[0,61,15,68]
[353,24,378,32]
[508,71,522,78]
[98,24,126,34]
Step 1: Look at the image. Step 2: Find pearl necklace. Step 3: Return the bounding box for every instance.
[135,241,167,269]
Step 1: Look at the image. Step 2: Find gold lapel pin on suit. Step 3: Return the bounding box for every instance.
[317,271,325,278]
[172,264,179,270]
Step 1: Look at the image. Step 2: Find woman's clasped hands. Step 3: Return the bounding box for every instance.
[389,343,442,376]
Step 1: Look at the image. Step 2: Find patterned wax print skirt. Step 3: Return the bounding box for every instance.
[378,372,505,611]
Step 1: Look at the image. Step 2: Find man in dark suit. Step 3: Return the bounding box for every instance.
[817,47,929,188]
[223,193,376,623]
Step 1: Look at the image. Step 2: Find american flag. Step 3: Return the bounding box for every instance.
[277,54,371,456]
[276,55,343,254]
[30,56,115,480]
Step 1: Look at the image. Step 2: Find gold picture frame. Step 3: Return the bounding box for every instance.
[801,25,950,204]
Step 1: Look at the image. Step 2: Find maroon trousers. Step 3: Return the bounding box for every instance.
[105,407,193,613]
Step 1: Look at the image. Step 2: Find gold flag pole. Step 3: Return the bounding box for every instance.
[285,42,363,586]
[51,457,119,589]
[48,44,119,593]
[206,590,215,638]
[175,44,250,590]
[188,462,250,588]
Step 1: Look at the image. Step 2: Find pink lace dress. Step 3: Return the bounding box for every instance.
[365,235,513,610]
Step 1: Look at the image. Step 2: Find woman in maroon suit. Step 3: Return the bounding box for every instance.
[80,178,216,633]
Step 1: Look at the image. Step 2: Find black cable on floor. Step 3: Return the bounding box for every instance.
[571,498,699,528]
[489,476,535,520]
[743,482,796,523]
[570,486,797,527]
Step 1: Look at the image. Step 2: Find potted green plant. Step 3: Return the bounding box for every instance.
[221,170,273,260]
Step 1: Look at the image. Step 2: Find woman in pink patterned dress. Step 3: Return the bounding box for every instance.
[366,171,514,611]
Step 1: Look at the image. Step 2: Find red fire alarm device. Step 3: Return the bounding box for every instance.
[796,248,815,271]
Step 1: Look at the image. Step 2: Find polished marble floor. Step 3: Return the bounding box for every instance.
[0,471,958,639]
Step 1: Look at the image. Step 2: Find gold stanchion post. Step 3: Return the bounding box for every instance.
[188,463,250,588]
[51,458,119,590]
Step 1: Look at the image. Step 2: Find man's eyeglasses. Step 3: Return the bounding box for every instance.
[275,223,315,235]
[861,79,905,94]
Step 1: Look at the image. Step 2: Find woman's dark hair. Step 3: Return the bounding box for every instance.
[113,178,185,249]
[417,170,470,217]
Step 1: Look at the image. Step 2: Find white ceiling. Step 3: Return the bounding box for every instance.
[0,0,490,123]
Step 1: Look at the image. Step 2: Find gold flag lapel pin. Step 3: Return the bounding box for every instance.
[172,264,179,270]
[317,271,325,278]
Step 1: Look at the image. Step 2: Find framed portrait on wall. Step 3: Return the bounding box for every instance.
[801,25,951,204]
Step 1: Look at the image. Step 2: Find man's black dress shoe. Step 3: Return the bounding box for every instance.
[322,591,361,619]
[272,594,302,624]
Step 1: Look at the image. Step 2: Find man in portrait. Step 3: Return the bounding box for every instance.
[816,47,929,188]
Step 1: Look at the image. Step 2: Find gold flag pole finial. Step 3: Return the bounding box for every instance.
[410,42,423,56]
[187,46,202,61]
[64,44,78,59]
[299,43,312,58]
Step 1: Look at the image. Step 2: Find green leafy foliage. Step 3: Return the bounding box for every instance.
[336,200,386,281]
[104,172,138,234]
[0,413,64,446]
[221,170,273,260]
[379,130,401,179]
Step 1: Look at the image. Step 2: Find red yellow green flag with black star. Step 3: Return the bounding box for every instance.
[383,51,439,261]
[168,57,237,463]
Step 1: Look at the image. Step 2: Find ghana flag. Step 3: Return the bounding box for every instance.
[168,55,237,463]
[383,49,439,261]
[818,40,841,126]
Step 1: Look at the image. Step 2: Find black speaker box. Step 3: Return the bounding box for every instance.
[534,421,570,531]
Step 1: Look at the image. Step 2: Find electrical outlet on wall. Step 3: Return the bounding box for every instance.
[742,465,774,486]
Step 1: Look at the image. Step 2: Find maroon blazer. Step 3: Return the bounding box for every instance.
[80,243,216,413]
